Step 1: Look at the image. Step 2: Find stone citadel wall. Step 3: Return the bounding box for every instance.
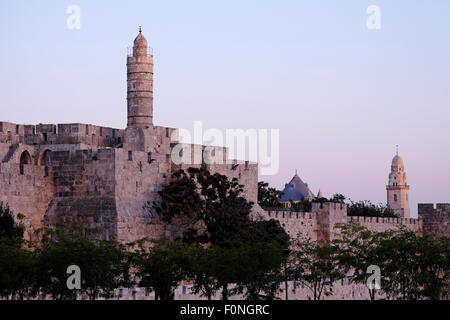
[418,203,450,238]
[265,202,423,242]
[0,120,258,243]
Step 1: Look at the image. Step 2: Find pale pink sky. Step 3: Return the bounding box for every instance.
[1,1,449,217]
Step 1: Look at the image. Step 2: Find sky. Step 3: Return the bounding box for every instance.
[1,0,449,217]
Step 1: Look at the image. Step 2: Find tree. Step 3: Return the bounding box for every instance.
[289,237,347,300]
[375,228,422,300]
[152,167,254,248]
[186,246,221,300]
[35,226,130,300]
[233,241,287,300]
[347,200,396,218]
[377,229,449,300]
[151,167,290,300]
[0,206,35,300]
[0,241,36,300]
[415,234,449,300]
[257,181,283,208]
[187,220,289,301]
[333,222,386,300]
[0,205,24,244]
[330,194,346,203]
[133,239,190,300]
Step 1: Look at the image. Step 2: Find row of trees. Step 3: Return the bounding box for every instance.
[0,219,288,300]
[2,219,447,300]
[293,222,450,300]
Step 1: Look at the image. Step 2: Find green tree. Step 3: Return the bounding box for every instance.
[187,221,289,301]
[347,200,396,218]
[257,181,283,208]
[0,206,35,300]
[415,234,449,300]
[0,241,37,300]
[186,246,220,300]
[233,241,287,300]
[152,167,290,300]
[35,227,130,300]
[289,237,347,300]
[152,167,254,248]
[0,205,24,244]
[376,228,422,300]
[377,229,449,300]
[133,239,190,300]
[330,194,346,203]
[333,222,387,300]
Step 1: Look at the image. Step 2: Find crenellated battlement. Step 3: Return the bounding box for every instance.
[263,202,423,241]
[348,215,421,225]
[0,121,125,148]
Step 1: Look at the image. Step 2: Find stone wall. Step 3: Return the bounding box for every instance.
[265,202,423,242]
[0,161,54,241]
[44,149,118,240]
[419,203,450,237]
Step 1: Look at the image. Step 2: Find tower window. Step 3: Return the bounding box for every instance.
[128,151,132,161]
[394,194,398,202]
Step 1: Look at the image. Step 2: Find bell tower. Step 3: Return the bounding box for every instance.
[386,147,410,218]
[127,27,153,128]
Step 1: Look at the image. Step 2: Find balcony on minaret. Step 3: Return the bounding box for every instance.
[127,46,153,58]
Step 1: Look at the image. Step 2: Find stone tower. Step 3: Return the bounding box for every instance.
[386,150,410,218]
[127,28,153,128]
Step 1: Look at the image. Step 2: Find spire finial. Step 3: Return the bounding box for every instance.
[295,169,298,175]
[396,145,399,156]
[139,26,142,33]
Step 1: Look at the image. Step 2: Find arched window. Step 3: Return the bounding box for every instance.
[394,194,398,202]
[20,151,32,165]
[39,150,52,166]
[19,151,32,175]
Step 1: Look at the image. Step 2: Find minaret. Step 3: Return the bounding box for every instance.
[386,147,410,218]
[127,27,153,128]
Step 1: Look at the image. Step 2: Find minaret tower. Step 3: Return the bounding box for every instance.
[386,147,410,218]
[127,27,153,128]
